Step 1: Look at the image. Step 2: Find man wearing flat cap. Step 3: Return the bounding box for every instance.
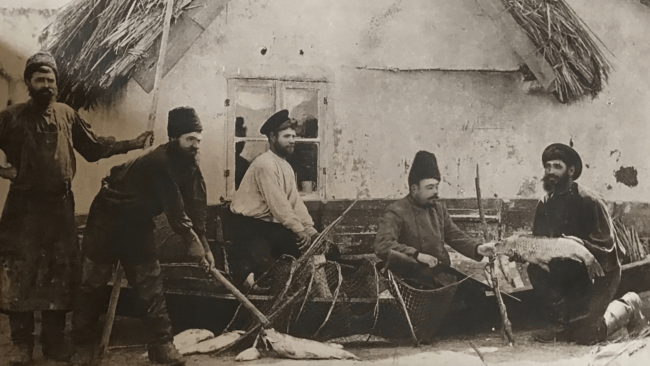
[375,151,496,290]
[512,143,624,345]
[229,110,319,288]
[70,107,213,365]
[0,51,152,364]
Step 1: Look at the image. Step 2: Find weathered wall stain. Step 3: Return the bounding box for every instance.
[517,177,538,198]
[615,166,639,187]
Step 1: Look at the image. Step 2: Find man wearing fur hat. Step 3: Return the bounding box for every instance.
[70,106,213,365]
[375,151,496,289]
[0,51,152,364]
[229,110,319,288]
[518,143,627,344]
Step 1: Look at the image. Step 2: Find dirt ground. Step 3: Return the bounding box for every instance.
[1,312,649,366]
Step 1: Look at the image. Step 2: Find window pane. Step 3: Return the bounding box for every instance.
[235,85,274,138]
[284,88,319,138]
[286,142,319,194]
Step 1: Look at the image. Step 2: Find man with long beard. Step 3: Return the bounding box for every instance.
[229,110,319,289]
[70,107,214,365]
[525,143,622,344]
[0,52,151,365]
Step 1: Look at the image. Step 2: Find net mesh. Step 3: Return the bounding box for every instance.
[224,242,461,346]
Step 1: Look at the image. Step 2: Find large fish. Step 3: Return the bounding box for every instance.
[495,234,605,281]
[179,330,244,355]
[262,329,358,360]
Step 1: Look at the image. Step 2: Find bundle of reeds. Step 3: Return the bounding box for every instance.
[613,219,648,264]
[42,0,193,110]
[501,0,612,104]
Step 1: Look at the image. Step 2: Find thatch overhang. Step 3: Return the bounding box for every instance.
[42,0,611,110]
[42,0,227,110]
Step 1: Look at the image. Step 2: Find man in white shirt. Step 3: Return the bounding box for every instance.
[229,110,318,288]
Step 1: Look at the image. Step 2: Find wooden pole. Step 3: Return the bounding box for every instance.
[97,262,124,359]
[476,164,515,346]
[145,0,175,146]
[97,2,176,358]
[207,267,271,328]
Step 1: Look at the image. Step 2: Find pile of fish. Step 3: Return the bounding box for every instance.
[495,234,605,281]
[159,328,358,361]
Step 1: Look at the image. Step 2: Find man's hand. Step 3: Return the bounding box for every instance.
[416,253,438,268]
[0,166,17,181]
[133,131,154,149]
[477,241,497,257]
[297,230,312,251]
[205,250,216,270]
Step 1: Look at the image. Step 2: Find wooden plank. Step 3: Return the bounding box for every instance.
[132,13,205,93]
[476,0,556,89]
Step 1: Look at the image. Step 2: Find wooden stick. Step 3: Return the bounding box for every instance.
[476,164,515,346]
[207,266,271,328]
[145,0,174,146]
[97,262,124,359]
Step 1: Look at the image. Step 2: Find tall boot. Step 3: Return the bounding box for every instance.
[41,310,76,362]
[123,261,184,365]
[8,312,35,366]
[532,299,571,343]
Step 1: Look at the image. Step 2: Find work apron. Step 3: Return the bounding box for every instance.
[0,110,80,312]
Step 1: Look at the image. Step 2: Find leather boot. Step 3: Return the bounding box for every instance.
[148,342,186,365]
[41,310,76,362]
[8,312,34,366]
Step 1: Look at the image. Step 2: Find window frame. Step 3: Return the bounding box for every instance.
[225,77,328,200]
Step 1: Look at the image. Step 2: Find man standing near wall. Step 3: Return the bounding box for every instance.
[374,151,496,289]
[71,107,214,365]
[0,51,151,365]
[520,143,635,344]
[229,110,319,288]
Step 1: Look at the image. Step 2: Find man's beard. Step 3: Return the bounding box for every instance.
[170,139,199,164]
[273,141,294,157]
[28,85,57,107]
[542,172,570,193]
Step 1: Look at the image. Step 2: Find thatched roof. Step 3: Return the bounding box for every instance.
[43,0,612,109]
[43,0,195,110]
[500,0,612,104]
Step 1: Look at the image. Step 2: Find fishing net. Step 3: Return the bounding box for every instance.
[224,249,461,346]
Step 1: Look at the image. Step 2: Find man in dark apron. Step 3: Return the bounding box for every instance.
[0,52,151,365]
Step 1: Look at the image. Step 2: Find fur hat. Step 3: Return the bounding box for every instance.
[167,107,202,138]
[24,51,58,82]
[408,150,441,186]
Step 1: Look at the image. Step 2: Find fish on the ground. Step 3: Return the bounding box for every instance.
[262,328,359,360]
[235,346,263,362]
[179,330,244,355]
[173,329,214,350]
[495,234,605,281]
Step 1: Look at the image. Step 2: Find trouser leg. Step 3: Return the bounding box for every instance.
[570,267,621,345]
[122,260,173,347]
[527,263,570,324]
[71,257,115,346]
[8,311,35,348]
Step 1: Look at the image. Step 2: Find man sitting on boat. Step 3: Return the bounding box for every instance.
[374,150,496,289]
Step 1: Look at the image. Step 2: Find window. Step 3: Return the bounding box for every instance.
[226,78,327,200]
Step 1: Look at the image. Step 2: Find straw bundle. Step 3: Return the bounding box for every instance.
[613,219,648,264]
[42,0,193,110]
[501,0,612,104]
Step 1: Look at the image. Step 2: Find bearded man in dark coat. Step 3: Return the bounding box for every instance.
[0,52,151,365]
